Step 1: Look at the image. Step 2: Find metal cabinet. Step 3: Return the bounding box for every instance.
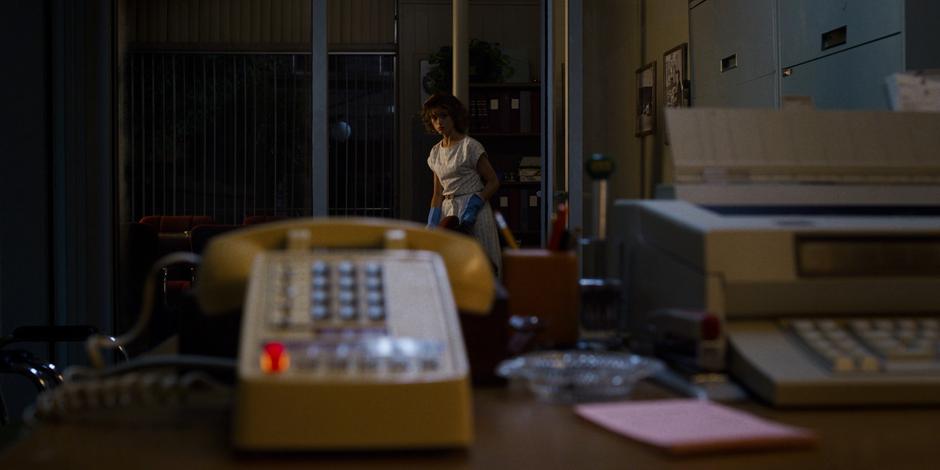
[781,35,904,109]
[690,0,939,110]
[690,0,776,107]
[778,0,903,68]
[690,0,719,104]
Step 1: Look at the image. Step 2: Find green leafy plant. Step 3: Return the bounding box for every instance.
[423,39,515,95]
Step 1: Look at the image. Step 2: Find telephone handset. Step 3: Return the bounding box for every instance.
[196,217,494,316]
[194,218,494,450]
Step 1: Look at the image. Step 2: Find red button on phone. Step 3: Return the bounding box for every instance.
[261,341,289,373]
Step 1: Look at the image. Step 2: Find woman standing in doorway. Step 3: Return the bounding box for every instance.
[423,93,502,277]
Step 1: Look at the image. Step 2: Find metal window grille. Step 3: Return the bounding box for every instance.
[327,53,397,217]
[124,51,397,224]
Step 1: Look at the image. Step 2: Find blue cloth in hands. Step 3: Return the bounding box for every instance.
[460,194,485,228]
[427,207,442,228]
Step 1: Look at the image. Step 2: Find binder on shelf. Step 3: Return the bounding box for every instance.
[519,90,533,134]
[518,186,541,234]
[469,96,490,132]
[531,90,540,133]
[470,85,540,135]
[487,91,504,133]
[508,90,521,134]
[492,187,522,238]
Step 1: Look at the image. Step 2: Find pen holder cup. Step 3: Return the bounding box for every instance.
[502,249,580,348]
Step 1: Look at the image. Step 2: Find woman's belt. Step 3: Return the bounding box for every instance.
[443,192,474,200]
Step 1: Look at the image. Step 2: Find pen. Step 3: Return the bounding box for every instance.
[494,211,520,249]
[548,202,568,251]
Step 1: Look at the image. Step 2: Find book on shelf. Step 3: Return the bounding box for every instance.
[518,156,541,168]
[518,169,541,182]
[469,87,540,134]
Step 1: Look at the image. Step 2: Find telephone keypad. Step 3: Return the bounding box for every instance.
[310,289,329,303]
[366,291,383,305]
[337,290,355,304]
[311,276,329,289]
[338,276,356,289]
[267,257,394,329]
[310,305,329,321]
[367,305,385,321]
[365,277,382,290]
[252,252,455,379]
[338,305,358,321]
[311,260,329,276]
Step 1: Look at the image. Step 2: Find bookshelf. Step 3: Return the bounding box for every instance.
[468,82,542,247]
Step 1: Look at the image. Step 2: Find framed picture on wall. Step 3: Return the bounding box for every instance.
[635,61,656,137]
[662,44,688,145]
[419,59,433,103]
[663,43,688,109]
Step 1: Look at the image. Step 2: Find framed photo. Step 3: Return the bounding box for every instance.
[635,61,656,137]
[663,43,689,109]
[419,59,433,103]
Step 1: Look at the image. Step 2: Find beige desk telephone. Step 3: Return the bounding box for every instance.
[195,218,494,450]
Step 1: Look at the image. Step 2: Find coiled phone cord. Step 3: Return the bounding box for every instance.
[27,355,236,423]
[85,252,202,369]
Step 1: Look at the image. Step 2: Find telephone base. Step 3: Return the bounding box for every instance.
[234,378,472,450]
[233,248,474,450]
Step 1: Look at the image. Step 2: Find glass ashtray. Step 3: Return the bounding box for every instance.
[496,351,664,403]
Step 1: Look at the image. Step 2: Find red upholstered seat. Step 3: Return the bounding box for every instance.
[139,215,214,233]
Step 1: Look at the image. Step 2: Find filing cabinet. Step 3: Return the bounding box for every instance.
[690,0,777,108]
[777,0,903,69]
[781,35,904,110]
[689,0,719,104]
[690,0,940,110]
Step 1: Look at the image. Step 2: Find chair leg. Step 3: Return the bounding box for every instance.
[0,351,60,392]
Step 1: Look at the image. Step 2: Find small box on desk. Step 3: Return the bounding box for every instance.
[502,249,579,347]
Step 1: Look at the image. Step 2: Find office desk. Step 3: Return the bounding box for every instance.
[2,383,940,469]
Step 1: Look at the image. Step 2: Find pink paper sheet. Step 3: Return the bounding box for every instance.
[575,399,818,455]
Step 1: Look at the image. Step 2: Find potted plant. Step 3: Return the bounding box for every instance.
[423,39,515,95]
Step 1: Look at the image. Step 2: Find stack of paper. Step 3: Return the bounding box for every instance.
[885,70,940,112]
[575,399,817,455]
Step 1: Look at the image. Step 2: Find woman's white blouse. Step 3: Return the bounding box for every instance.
[427,136,486,198]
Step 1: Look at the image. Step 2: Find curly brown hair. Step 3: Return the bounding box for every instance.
[421,93,469,134]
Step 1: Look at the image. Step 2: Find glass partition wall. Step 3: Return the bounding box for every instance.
[115,0,398,348]
[124,52,315,224]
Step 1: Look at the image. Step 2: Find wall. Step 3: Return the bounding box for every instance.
[582,0,642,228]
[0,0,115,419]
[398,0,541,222]
[641,0,688,192]
[0,0,54,418]
[123,0,395,51]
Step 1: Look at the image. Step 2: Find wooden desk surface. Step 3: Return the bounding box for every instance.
[3,383,940,469]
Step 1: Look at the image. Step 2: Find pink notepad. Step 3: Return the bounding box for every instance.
[575,399,818,455]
